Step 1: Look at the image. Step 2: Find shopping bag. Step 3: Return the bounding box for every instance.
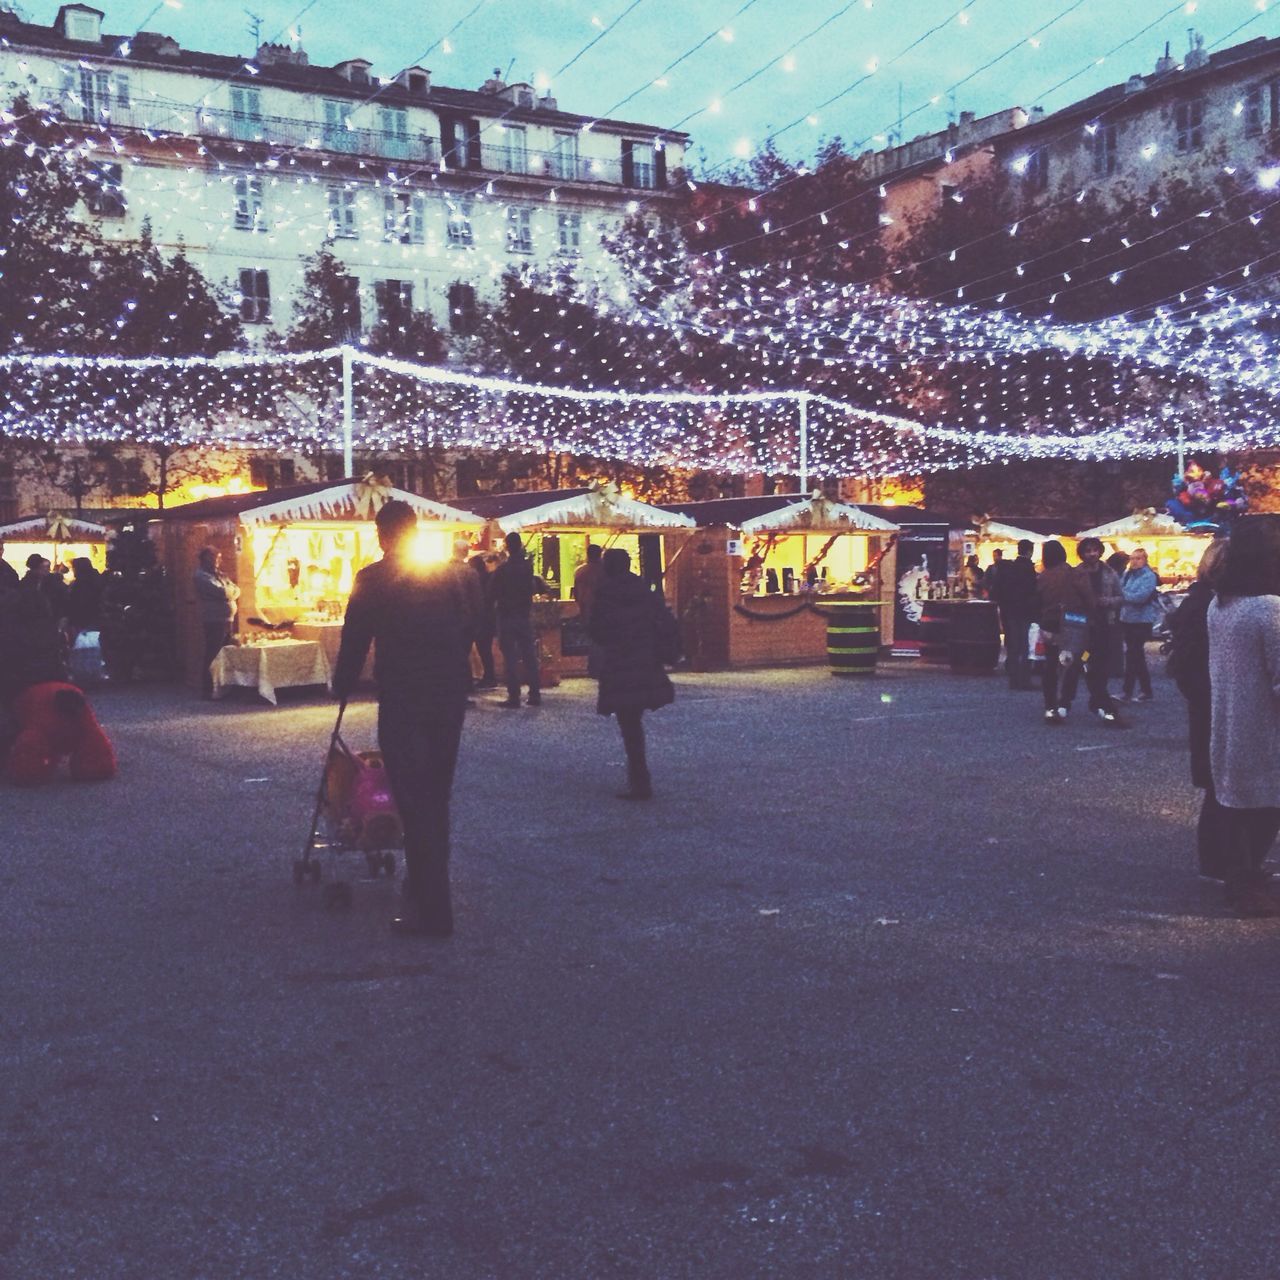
[68,630,106,686]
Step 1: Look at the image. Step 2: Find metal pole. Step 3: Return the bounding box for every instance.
[1176,417,1185,479]
[341,345,355,478]
[798,394,809,494]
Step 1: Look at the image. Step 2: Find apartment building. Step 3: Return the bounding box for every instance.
[0,3,687,341]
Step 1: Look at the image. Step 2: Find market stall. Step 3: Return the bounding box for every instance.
[150,478,480,690]
[1075,509,1214,588]
[459,482,696,679]
[0,513,109,578]
[974,517,1079,567]
[658,493,900,672]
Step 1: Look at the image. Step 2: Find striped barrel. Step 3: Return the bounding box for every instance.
[825,601,880,676]
[948,601,1000,674]
[918,601,952,665]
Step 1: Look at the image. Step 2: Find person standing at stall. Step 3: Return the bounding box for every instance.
[590,547,675,800]
[333,500,475,938]
[1207,515,1280,917]
[1118,547,1160,702]
[492,531,545,708]
[996,539,1038,690]
[193,548,240,699]
[574,542,606,678]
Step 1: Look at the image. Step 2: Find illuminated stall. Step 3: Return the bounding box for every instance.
[974,518,1078,566]
[658,493,900,671]
[1075,509,1213,588]
[152,478,479,691]
[460,482,695,678]
[0,514,108,578]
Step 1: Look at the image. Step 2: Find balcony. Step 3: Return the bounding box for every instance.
[42,87,671,188]
[43,88,437,166]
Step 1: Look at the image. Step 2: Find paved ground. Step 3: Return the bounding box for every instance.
[3,660,1279,1279]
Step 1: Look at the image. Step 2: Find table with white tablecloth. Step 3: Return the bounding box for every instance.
[209,640,331,706]
[290,621,374,683]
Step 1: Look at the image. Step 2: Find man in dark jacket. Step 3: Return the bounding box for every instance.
[333,500,475,938]
[996,538,1038,690]
[589,547,675,800]
[1059,536,1125,726]
[0,542,18,593]
[491,531,545,708]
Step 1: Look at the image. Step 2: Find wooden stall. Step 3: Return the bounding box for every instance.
[0,514,108,578]
[459,482,695,679]
[1076,509,1213,588]
[974,517,1079,566]
[150,478,480,690]
[659,494,900,672]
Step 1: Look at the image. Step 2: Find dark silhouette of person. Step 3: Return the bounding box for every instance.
[192,548,239,699]
[0,542,18,593]
[333,500,475,938]
[997,539,1038,689]
[589,547,675,800]
[66,558,105,637]
[491,530,545,708]
[468,553,498,688]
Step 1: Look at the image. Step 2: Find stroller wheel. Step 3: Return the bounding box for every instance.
[382,853,396,876]
[321,882,353,910]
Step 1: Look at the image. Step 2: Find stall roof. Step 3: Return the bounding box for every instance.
[660,493,898,534]
[0,514,108,540]
[153,480,478,528]
[981,517,1079,542]
[462,483,695,532]
[1077,509,1209,540]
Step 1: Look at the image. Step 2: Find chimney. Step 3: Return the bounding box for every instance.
[1185,29,1207,69]
[134,31,182,58]
[537,92,558,112]
[258,41,309,68]
[1154,41,1175,75]
[481,67,506,94]
[1125,73,1145,95]
[54,5,104,43]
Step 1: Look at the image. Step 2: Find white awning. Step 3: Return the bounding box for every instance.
[492,482,695,533]
[738,495,899,535]
[0,515,108,541]
[237,480,479,530]
[1077,509,1209,540]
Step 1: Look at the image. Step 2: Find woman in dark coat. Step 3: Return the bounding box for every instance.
[1167,538,1229,880]
[66,558,105,638]
[589,547,675,800]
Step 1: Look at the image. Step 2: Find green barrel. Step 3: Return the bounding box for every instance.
[825,600,881,676]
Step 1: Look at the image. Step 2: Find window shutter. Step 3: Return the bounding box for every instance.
[621,139,634,187]
[411,194,426,243]
[654,143,667,189]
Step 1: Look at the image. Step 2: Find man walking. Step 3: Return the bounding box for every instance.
[1059,536,1125,726]
[998,539,1038,689]
[333,500,475,937]
[492,531,544,708]
[193,547,240,699]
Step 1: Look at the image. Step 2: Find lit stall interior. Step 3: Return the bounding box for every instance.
[0,516,108,577]
[1076,511,1213,589]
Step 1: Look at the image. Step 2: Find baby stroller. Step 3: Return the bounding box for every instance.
[296,702,403,909]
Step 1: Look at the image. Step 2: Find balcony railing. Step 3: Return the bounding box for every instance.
[43,87,671,188]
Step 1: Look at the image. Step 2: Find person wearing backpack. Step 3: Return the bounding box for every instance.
[588,547,675,800]
[1167,539,1229,883]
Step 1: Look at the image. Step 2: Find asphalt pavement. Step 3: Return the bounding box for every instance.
[3,660,1279,1279]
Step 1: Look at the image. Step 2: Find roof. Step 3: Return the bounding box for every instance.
[0,13,687,142]
[1077,509,1214,539]
[153,479,477,527]
[0,514,108,540]
[980,517,1079,541]
[999,35,1280,150]
[462,484,695,532]
[659,493,898,533]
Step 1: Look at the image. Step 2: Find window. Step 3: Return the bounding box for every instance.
[327,186,358,239]
[442,116,482,169]
[1176,97,1205,152]
[1091,124,1118,177]
[552,130,579,181]
[375,279,413,329]
[557,211,582,255]
[407,71,429,93]
[62,66,129,121]
[448,281,478,335]
[378,107,410,159]
[1024,147,1049,192]
[238,269,271,324]
[445,198,474,248]
[85,160,125,217]
[622,139,655,188]
[322,99,355,152]
[249,457,295,488]
[383,191,426,244]
[506,205,533,254]
[230,86,263,141]
[504,124,528,175]
[234,174,267,231]
[1245,81,1280,137]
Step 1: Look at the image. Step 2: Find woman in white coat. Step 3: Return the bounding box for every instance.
[1207,515,1280,917]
